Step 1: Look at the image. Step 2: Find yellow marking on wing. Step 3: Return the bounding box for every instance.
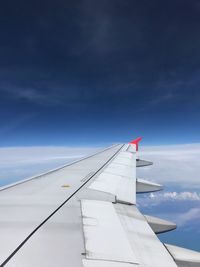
[61,184,70,188]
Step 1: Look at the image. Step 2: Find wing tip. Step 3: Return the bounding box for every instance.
[129,137,143,151]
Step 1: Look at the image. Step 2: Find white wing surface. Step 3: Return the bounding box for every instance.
[0,139,199,267]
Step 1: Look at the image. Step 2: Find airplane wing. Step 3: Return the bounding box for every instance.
[0,139,199,267]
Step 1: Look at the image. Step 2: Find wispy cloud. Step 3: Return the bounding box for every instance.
[0,113,35,137]
[149,92,175,105]
[175,208,200,226]
[0,85,62,106]
[0,82,106,107]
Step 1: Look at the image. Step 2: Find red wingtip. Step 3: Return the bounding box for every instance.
[129,137,142,151]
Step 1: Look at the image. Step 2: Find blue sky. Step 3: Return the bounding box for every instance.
[0,0,200,146]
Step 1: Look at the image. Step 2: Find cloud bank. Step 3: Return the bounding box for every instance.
[138,143,200,188]
[0,143,199,189]
[150,191,200,201]
[0,146,98,186]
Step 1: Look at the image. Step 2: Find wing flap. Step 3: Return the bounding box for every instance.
[81,200,139,264]
[115,204,178,267]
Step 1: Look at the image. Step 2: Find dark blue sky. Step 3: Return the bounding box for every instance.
[0,0,200,146]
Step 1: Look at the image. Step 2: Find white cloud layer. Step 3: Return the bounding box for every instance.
[0,143,200,190]
[0,146,98,186]
[137,191,200,209]
[0,146,96,165]
[138,143,200,188]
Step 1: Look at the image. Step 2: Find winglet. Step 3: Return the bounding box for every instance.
[129,137,142,151]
